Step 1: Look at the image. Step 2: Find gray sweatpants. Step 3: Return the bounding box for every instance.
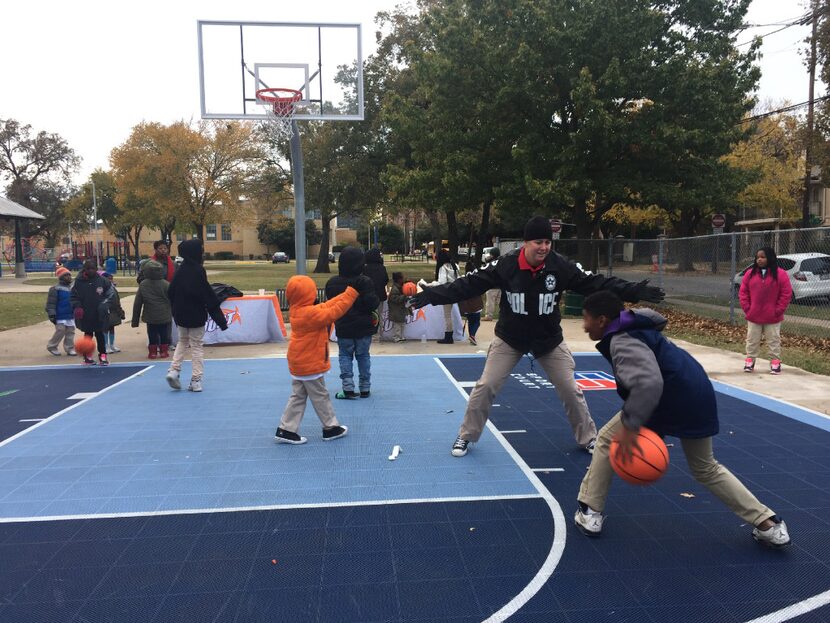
[47,323,75,353]
[458,336,597,446]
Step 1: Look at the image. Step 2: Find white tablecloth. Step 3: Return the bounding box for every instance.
[379,302,465,341]
[173,296,287,345]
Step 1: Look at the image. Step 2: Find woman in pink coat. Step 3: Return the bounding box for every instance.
[739,246,792,375]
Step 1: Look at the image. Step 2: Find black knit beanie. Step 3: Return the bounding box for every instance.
[523,216,553,241]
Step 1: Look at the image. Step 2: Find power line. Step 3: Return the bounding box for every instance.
[739,95,830,124]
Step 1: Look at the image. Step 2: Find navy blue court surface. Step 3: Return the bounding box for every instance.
[0,354,828,622]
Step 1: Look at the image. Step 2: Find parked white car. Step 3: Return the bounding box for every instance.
[733,253,830,302]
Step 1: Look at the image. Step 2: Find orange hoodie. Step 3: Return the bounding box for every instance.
[285,275,358,377]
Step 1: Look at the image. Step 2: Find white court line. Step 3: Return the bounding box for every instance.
[433,357,566,623]
[18,419,45,423]
[68,392,98,400]
[0,366,153,450]
[0,493,541,524]
[500,430,527,434]
[742,588,830,623]
[531,468,564,473]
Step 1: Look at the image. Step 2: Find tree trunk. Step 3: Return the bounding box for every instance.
[446,211,459,262]
[573,197,595,270]
[476,199,492,266]
[675,208,698,272]
[313,213,333,273]
[428,211,442,259]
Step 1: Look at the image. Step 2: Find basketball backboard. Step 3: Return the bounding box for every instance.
[197,20,364,121]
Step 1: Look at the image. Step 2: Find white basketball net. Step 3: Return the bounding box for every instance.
[257,89,302,144]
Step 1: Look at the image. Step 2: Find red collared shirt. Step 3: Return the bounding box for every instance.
[517,248,545,275]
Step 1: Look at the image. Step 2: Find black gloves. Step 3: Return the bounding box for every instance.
[408,290,432,309]
[633,279,665,304]
[48,315,56,324]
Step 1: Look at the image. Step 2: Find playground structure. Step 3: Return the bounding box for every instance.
[1,237,136,275]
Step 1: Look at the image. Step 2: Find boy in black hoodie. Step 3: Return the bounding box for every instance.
[165,239,227,392]
[71,259,114,366]
[324,247,380,399]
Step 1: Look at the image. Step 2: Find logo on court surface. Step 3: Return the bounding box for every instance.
[544,274,557,291]
[511,371,616,391]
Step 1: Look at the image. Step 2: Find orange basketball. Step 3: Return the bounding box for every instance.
[74,335,96,357]
[609,427,669,485]
[402,282,417,296]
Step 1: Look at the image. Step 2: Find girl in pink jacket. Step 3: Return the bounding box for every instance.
[739,246,792,374]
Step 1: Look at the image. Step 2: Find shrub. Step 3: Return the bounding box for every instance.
[214,251,235,260]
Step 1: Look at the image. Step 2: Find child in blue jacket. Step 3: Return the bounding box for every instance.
[574,291,790,548]
[45,267,76,356]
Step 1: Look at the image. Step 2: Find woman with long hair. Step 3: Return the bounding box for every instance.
[420,249,459,343]
[738,246,792,375]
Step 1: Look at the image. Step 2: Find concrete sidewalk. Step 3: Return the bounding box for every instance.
[2,275,828,416]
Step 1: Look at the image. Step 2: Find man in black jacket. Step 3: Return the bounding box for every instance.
[410,216,664,457]
[165,239,227,393]
[325,247,380,399]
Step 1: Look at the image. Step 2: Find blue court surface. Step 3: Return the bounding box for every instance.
[0,354,828,622]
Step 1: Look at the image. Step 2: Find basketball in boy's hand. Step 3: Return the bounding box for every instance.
[609,427,669,485]
[402,282,417,296]
[74,335,96,357]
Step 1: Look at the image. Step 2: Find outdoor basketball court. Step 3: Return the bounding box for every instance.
[1,354,828,622]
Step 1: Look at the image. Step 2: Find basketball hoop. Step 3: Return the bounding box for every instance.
[256,88,303,142]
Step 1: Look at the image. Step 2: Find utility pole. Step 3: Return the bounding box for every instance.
[92,180,101,268]
[803,5,819,228]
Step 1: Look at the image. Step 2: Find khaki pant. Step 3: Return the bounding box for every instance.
[578,412,775,526]
[170,325,205,381]
[484,289,500,319]
[442,304,454,332]
[746,321,781,360]
[459,336,597,446]
[279,377,339,432]
[392,321,405,340]
[47,323,75,353]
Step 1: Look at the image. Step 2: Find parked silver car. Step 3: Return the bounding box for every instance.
[733,253,830,301]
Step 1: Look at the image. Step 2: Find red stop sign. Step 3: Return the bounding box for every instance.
[712,214,725,228]
[549,219,562,233]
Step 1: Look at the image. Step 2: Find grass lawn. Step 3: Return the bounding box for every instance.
[24,261,441,291]
[0,293,47,331]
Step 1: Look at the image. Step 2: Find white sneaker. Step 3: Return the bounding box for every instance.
[753,518,790,548]
[584,438,596,455]
[166,369,181,390]
[574,507,604,537]
[188,380,203,392]
[106,347,114,354]
[111,346,121,353]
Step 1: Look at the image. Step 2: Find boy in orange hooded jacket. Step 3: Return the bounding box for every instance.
[276,275,359,444]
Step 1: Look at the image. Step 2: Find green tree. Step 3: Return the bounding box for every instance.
[357,222,405,252]
[0,118,80,245]
[256,218,321,256]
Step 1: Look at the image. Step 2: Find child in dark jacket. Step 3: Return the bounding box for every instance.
[45,267,76,356]
[131,260,172,359]
[574,291,790,548]
[324,247,380,399]
[387,272,411,342]
[103,273,125,354]
[275,275,358,444]
[71,259,114,366]
[165,239,227,392]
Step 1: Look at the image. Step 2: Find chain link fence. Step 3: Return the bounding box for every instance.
[553,227,830,336]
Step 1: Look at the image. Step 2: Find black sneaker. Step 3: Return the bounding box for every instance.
[360,390,371,398]
[275,428,307,445]
[451,436,469,457]
[322,425,348,441]
[335,390,358,400]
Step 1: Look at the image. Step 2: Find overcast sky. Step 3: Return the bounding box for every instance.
[0,0,819,185]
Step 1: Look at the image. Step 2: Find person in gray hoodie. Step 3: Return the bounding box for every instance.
[131,260,173,359]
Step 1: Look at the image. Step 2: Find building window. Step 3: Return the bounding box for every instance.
[176,231,187,242]
[221,224,232,241]
[206,224,217,241]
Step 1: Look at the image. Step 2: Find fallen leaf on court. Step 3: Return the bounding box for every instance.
[445,410,453,413]
[680,493,695,498]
